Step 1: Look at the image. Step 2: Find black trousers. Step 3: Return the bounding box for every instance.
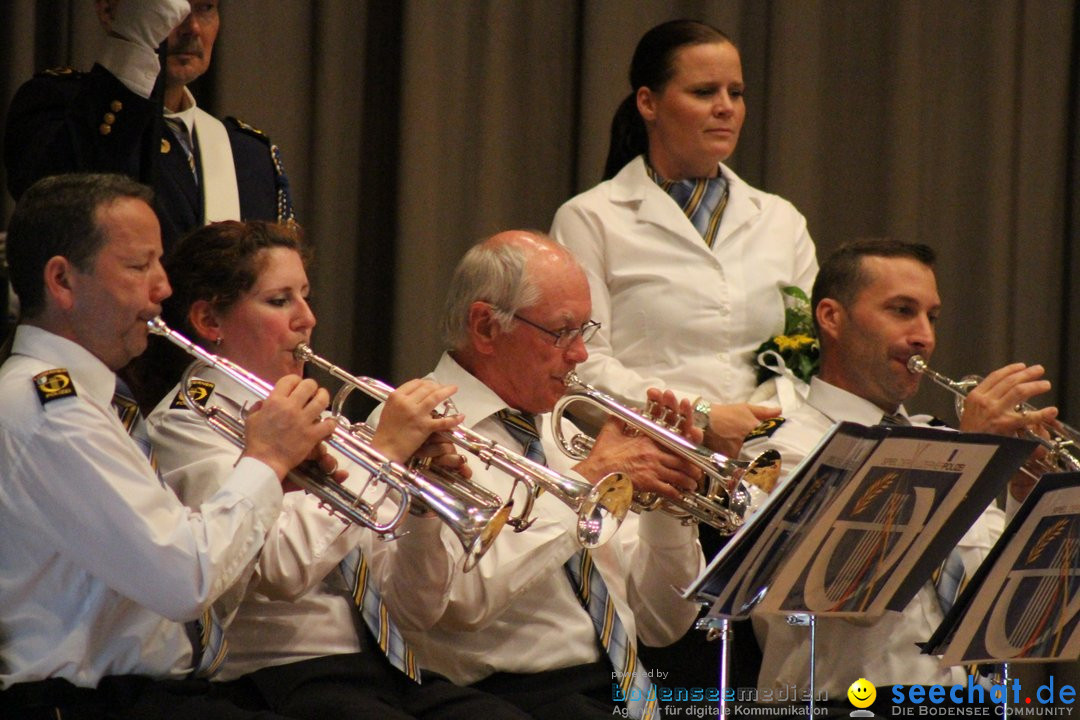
[0,676,290,720]
[470,661,627,720]
[216,652,531,720]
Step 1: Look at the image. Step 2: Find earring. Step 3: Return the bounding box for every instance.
[214,336,223,347]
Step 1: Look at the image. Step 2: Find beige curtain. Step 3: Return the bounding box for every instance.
[0,0,1078,700]
[1,0,1077,423]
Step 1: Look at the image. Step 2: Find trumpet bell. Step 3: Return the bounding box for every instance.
[742,449,782,495]
[460,500,515,573]
[576,472,633,547]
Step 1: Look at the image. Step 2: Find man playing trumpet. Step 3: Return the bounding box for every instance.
[740,238,1053,711]
[371,231,708,720]
[0,174,335,719]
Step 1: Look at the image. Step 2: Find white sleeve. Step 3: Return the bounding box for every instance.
[4,400,282,623]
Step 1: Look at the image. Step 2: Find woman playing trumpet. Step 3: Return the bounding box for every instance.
[146,220,532,720]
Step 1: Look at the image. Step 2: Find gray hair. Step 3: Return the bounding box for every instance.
[440,240,542,351]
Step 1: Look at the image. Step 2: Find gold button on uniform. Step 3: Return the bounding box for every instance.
[110,100,123,113]
[103,112,115,124]
[99,123,111,135]
[160,138,171,153]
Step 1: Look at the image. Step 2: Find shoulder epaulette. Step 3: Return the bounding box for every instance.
[169,379,216,410]
[226,116,271,144]
[745,416,786,442]
[227,116,295,223]
[33,368,77,406]
[38,66,81,78]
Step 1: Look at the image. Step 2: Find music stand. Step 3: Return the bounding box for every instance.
[925,471,1080,716]
[686,421,1034,716]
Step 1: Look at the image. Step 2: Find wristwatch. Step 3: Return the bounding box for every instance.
[692,396,712,430]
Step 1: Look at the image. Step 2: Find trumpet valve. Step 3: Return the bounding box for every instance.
[643,400,683,431]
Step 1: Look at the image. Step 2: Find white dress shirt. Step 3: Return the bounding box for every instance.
[371,353,705,685]
[550,156,818,408]
[739,376,1005,694]
[0,325,282,689]
[147,366,457,681]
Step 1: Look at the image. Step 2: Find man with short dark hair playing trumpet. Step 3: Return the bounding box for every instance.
[740,238,1053,713]
[0,173,335,719]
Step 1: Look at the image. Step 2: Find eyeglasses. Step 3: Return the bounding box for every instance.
[512,314,601,348]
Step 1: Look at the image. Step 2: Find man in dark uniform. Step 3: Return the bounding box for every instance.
[4,0,293,255]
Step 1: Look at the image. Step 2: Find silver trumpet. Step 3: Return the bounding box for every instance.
[294,344,634,548]
[148,318,514,571]
[907,354,1080,474]
[551,372,782,535]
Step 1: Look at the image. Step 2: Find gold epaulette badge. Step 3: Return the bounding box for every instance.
[33,369,77,405]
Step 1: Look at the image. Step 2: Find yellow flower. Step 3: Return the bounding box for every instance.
[774,334,817,352]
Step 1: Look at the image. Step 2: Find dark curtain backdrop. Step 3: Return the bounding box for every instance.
[1,0,1078,425]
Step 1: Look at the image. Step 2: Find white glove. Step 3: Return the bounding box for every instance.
[107,0,191,50]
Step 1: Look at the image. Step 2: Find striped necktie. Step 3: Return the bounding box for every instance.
[164,116,198,183]
[340,548,420,681]
[565,549,657,720]
[112,380,228,677]
[496,409,546,465]
[647,165,729,249]
[111,387,159,477]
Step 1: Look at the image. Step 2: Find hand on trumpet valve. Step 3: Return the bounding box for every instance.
[410,439,473,480]
[575,391,703,502]
[285,442,349,493]
[371,378,464,464]
[241,374,338,484]
[644,388,704,446]
[956,362,1056,436]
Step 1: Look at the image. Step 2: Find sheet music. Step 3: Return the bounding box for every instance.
[933,474,1080,665]
[687,422,1033,623]
[760,434,1002,617]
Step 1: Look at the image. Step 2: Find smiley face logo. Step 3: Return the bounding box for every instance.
[847,678,876,708]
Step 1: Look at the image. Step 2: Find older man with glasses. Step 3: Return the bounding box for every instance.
[369,230,707,720]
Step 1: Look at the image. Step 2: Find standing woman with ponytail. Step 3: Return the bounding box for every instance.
[551,20,817,459]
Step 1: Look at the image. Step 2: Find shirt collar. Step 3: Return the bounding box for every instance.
[164,87,199,136]
[12,324,118,408]
[806,375,911,427]
[435,352,550,436]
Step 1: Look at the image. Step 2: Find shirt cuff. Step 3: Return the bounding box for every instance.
[638,507,698,547]
[226,456,285,528]
[97,35,160,98]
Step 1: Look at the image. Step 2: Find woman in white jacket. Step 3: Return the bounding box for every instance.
[551,19,818,458]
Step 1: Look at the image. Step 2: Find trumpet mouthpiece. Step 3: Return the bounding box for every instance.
[907,355,927,374]
[146,316,168,335]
